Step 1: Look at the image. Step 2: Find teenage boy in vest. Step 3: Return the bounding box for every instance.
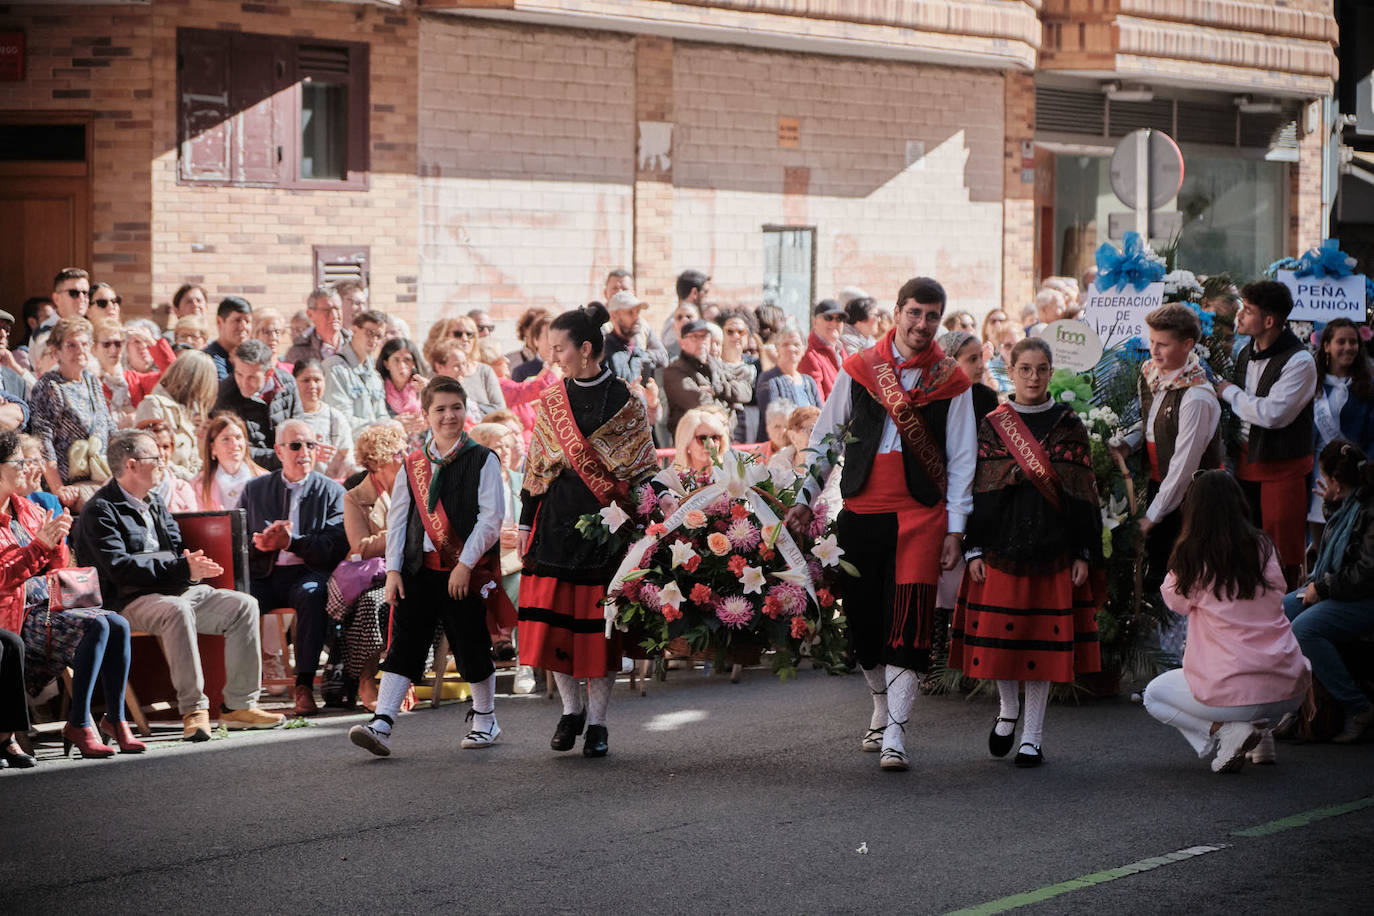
[786,277,976,772]
[1113,304,1222,593]
[349,376,505,757]
[1215,280,1316,588]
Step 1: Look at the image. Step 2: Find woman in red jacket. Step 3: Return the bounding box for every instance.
[0,430,144,759]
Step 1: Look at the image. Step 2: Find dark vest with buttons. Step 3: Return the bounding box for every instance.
[1138,379,1223,481]
[1232,338,1314,463]
[402,442,495,576]
[838,383,952,507]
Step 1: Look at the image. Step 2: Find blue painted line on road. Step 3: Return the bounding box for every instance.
[946,795,1374,915]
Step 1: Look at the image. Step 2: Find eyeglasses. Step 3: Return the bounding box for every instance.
[99,339,125,349]
[260,328,285,338]
[284,441,318,451]
[360,327,385,340]
[2,459,37,468]
[477,325,495,334]
[1014,365,1052,379]
[452,330,475,340]
[93,297,121,307]
[62,289,89,300]
[132,455,166,466]
[63,339,93,351]
[694,434,724,444]
[819,314,844,323]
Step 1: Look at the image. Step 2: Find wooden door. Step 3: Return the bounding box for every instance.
[0,172,91,314]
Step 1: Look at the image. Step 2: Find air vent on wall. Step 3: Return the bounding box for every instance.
[1035,87,1106,136]
[298,44,350,75]
[1176,102,1237,146]
[1108,99,1174,137]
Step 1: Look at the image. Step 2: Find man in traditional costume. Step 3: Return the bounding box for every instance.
[349,376,506,757]
[787,277,976,772]
[518,304,658,758]
[1215,281,1316,589]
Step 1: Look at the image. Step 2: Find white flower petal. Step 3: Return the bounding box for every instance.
[599,502,630,533]
[669,542,696,569]
[741,566,767,595]
[659,581,684,610]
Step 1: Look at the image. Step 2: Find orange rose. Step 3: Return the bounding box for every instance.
[707,532,731,556]
[684,510,707,529]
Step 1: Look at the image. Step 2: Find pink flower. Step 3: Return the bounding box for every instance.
[726,518,760,551]
[730,503,749,520]
[1362,326,1374,343]
[715,595,754,628]
[707,532,732,556]
[689,583,715,606]
[684,510,707,529]
[638,583,662,610]
[619,578,641,602]
[636,485,659,518]
[684,554,702,573]
[662,603,683,622]
[646,523,668,538]
[727,555,747,576]
[705,495,731,518]
[817,588,835,608]
[790,616,809,639]
[768,583,808,617]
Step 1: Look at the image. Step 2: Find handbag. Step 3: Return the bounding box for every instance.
[47,567,103,612]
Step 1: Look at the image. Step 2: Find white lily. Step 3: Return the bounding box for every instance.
[599,502,630,533]
[741,565,767,595]
[811,534,844,568]
[659,580,685,611]
[769,464,798,489]
[773,566,811,588]
[669,541,697,569]
[652,467,689,495]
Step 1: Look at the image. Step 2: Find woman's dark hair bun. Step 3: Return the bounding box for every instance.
[582,301,610,328]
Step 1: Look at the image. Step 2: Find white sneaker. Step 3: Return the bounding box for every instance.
[513,666,536,695]
[461,712,501,749]
[1211,722,1260,773]
[1247,730,1276,765]
[349,723,391,757]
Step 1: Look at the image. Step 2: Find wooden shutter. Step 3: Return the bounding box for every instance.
[177,29,232,182]
[230,32,290,185]
[314,245,370,289]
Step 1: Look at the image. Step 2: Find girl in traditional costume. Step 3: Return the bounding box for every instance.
[517,303,658,757]
[950,338,1103,767]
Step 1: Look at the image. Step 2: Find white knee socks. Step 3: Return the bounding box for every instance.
[995,680,1020,737]
[587,676,613,726]
[372,671,412,735]
[1021,680,1050,749]
[883,665,917,755]
[468,674,495,733]
[553,672,585,716]
[863,666,889,733]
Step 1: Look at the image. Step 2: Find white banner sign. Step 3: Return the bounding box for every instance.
[1277,270,1367,322]
[1082,282,1164,349]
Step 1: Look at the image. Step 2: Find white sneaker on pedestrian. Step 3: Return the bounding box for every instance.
[1211,722,1260,773]
[349,723,391,757]
[460,710,501,749]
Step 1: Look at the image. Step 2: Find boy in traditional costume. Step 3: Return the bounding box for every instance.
[1114,304,1222,593]
[950,338,1103,768]
[1214,280,1316,589]
[348,376,506,757]
[518,303,657,758]
[788,277,977,772]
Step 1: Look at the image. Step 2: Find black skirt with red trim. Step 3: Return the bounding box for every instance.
[517,574,622,677]
[949,564,1100,683]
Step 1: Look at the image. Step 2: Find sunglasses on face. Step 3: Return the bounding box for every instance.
[99,339,124,349]
[93,297,121,307]
[477,325,495,334]
[284,441,318,451]
[452,330,475,340]
[63,289,89,299]
[694,434,724,444]
[819,314,844,323]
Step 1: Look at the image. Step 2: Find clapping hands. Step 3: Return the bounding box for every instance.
[252,519,293,553]
[34,509,72,549]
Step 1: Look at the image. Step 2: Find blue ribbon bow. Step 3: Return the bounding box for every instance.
[1094,231,1165,293]
[1293,239,1357,280]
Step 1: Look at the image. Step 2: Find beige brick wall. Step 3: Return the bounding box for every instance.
[417,18,636,332]
[670,44,1006,319]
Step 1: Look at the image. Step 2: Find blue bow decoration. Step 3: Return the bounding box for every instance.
[1184,301,1214,338]
[1094,232,1166,292]
[1293,239,1357,280]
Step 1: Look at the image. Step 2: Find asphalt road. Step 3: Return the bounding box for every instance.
[4,668,1371,915]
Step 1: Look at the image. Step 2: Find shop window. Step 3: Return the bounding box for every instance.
[177,28,369,189]
[762,226,815,331]
[314,245,370,290]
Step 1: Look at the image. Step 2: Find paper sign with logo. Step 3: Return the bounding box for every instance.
[1082,283,1163,349]
[1277,270,1367,323]
[1042,320,1104,373]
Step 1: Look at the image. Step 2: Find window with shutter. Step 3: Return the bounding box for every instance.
[314,245,370,290]
[176,28,368,189]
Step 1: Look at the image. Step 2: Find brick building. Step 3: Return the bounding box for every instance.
[0,0,1339,336]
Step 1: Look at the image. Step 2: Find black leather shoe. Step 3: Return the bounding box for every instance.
[1014,743,1044,768]
[551,711,586,752]
[2,739,37,769]
[988,717,1018,758]
[583,724,608,757]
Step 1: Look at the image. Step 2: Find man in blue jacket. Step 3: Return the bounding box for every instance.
[242,418,349,716]
[76,430,282,742]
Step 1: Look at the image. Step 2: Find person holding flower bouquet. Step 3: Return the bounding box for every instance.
[517,303,658,758]
[1111,304,1222,595]
[950,338,1103,768]
[787,277,977,773]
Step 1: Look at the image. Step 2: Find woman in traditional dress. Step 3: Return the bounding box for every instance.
[950,337,1103,768]
[1309,318,1374,544]
[517,302,657,758]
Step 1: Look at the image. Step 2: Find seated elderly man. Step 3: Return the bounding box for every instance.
[75,429,283,742]
[213,338,302,471]
[242,418,348,717]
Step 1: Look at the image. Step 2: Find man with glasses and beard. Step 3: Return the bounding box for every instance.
[242,419,349,717]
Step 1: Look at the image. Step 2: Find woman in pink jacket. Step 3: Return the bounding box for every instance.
[1144,470,1310,773]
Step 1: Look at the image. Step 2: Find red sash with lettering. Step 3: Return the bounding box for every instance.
[843,330,971,492]
[406,448,460,568]
[538,382,631,509]
[987,403,1064,512]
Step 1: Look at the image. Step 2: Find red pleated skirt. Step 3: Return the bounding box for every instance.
[517,574,622,677]
[949,564,1100,683]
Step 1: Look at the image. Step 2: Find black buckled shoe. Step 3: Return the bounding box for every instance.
[1014,743,1044,768]
[551,711,586,752]
[2,738,37,769]
[988,717,1018,758]
[583,724,609,758]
